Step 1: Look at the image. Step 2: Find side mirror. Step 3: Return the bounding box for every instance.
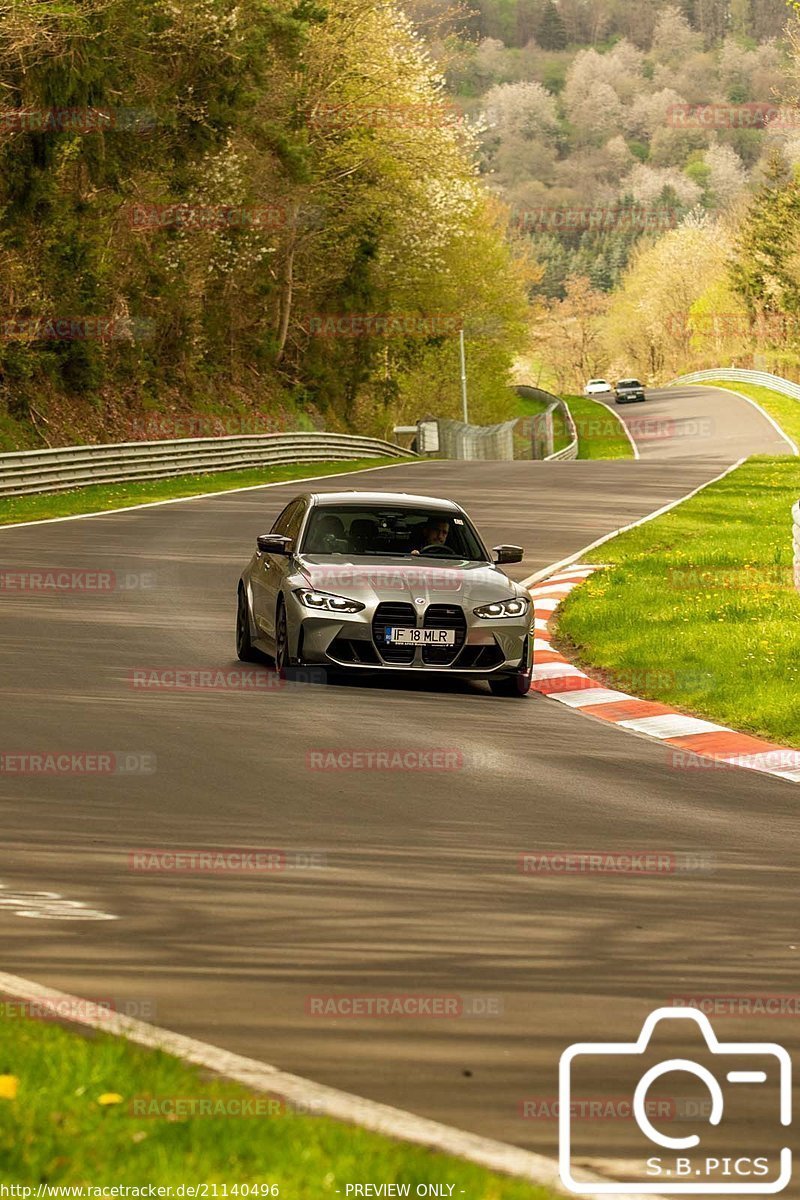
[493,544,523,565]
[257,533,293,556]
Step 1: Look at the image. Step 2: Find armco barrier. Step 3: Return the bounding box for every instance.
[670,367,800,402]
[0,432,416,498]
[514,385,578,461]
[435,418,518,461]
[794,500,800,593]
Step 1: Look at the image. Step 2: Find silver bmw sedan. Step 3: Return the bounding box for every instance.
[236,491,533,696]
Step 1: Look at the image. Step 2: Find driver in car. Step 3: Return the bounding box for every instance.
[411,516,451,555]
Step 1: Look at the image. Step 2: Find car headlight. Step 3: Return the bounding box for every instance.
[473,596,530,619]
[294,588,365,614]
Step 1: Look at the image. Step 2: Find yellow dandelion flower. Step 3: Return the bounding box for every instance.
[98,1093,124,1106]
[0,1075,19,1100]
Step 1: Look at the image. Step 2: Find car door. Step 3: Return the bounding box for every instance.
[252,499,305,646]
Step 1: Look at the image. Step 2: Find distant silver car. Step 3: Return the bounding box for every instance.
[236,491,533,696]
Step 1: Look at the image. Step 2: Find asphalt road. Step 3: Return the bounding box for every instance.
[1,385,797,1189]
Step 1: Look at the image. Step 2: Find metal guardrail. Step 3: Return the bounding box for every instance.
[514,386,579,461]
[435,417,518,461]
[794,500,800,594]
[0,432,416,498]
[669,367,800,401]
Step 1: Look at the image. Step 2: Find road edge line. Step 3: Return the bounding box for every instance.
[582,394,640,460]
[668,382,799,457]
[0,970,660,1200]
[520,457,746,588]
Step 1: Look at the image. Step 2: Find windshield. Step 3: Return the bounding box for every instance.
[301,505,488,560]
[617,379,642,387]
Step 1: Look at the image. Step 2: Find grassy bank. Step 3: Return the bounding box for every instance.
[557,457,800,748]
[0,458,406,527]
[515,390,633,459]
[700,380,800,448]
[0,1011,552,1196]
[563,395,634,460]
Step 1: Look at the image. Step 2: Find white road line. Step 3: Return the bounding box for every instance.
[521,458,746,589]
[0,459,426,532]
[0,970,660,1200]
[675,384,799,457]
[718,751,800,773]
[583,394,641,459]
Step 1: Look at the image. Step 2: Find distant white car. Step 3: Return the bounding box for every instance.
[584,379,612,396]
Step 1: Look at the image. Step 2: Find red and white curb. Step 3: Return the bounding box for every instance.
[530,567,800,786]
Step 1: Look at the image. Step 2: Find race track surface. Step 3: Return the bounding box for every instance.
[1,385,797,1184]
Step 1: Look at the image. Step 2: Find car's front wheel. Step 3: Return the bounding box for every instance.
[236,587,259,663]
[489,649,533,698]
[275,599,290,675]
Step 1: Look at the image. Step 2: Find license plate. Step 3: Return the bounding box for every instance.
[385,627,455,646]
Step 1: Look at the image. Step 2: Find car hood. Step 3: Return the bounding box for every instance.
[294,556,523,607]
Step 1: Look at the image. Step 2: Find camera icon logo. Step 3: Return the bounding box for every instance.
[559,1006,791,1194]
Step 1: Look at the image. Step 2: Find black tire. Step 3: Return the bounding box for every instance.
[489,645,533,698]
[275,599,290,675]
[236,587,259,662]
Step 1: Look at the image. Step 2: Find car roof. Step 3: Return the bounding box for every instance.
[307,491,463,512]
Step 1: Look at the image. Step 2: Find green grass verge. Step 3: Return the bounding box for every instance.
[0,458,406,527]
[0,1013,552,1195]
[556,457,800,748]
[701,380,800,449]
[562,396,634,461]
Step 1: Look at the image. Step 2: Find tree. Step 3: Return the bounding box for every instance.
[532,274,609,389]
[537,1,568,49]
[604,214,738,379]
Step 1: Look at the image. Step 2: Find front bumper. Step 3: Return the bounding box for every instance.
[285,593,531,677]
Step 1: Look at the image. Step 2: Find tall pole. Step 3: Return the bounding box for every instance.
[460,328,469,424]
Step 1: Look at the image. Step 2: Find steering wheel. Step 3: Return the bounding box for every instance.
[420,543,454,556]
